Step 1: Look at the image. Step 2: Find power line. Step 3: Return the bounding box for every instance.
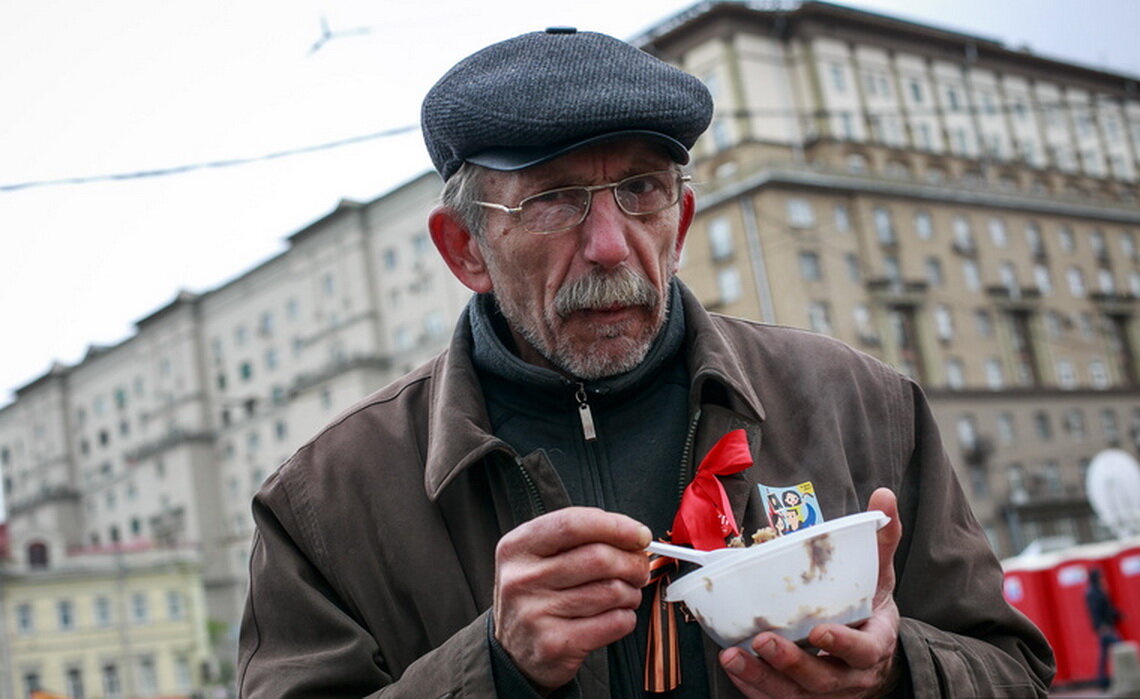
[0,124,420,193]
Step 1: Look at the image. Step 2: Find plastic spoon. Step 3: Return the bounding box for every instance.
[646,540,747,567]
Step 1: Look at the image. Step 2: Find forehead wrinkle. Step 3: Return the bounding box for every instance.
[494,141,674,199]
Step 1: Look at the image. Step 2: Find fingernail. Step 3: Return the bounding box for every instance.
[754,638,777,659]
[723,650,745,674]
[637,525,652,547]
[817,631,834,649]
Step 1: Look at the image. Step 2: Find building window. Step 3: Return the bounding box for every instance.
[28,541,49,568]
[925,257,944,287]
[1090,360,1109,389]
[998,412,1016,446]
[102,664,122,699]
[16,602,34,634]
[1122,231,1137,260]
[787,198,815,228]
[53,599,75,631]
[1034,264,1053,295]
[830,63,846,91]
[1026,223,1045,257]
[1064,409,1087,441]
[834,204,851,232]
[94,596,112,627]
[1000,262,1019,294]
[953,216,974,253]
[716,267,742,304]
[884,255,901,284]
[1059,225,1076,253]
[23,672,42,697]
[1034,411,1053,440]
[167,590,185,620]
[799,252,822,281]
[708,217,733,260]
[176,656,193,691]
[807,302,832,335]
[854,304,876,342]
[963,260,981,291]
[138,656,158,696]
[1098,268,1116,295]
[1067,267,1086,297]
[65,667,85,699]
[985,359,1004,389]
[1043,460,1064,495]
[1056,359,1077,389]
[946,359,965,390]
[975,309,993,337]
[989,218,1008,247]
[934,305,954,341]
[909,79,923,102]
[1103,409,1121,443]
[382,248,398,270]
[957,414,978,450]
[914,212,934,240]
[131,592,149,624]
[845,253,861,282]
[873,207,896,245]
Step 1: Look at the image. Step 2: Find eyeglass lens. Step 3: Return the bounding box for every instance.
[520,171,680,233]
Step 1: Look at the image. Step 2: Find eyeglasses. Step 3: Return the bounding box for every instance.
[475,170,690,235]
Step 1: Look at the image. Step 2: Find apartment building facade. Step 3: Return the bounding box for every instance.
[2,1,1139,683]
[0,172,473,677]
[640,1,1140,555]
[1,549,211,699]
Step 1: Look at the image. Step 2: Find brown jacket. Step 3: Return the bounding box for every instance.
[238,287,1054,697]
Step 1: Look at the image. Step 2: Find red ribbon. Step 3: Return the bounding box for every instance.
[644,429,754,692]
[670,429,754,550]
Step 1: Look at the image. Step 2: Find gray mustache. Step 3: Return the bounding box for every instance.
[553,268,659,317]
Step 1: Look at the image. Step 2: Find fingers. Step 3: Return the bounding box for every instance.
[721,629,893,697]
[867,488,902,608]
[492,507,654,690]
[498,506,652,558]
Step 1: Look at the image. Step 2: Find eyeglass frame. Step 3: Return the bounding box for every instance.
[473,169,692,235]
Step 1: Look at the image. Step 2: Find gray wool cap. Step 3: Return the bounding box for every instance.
[421,27,714,181]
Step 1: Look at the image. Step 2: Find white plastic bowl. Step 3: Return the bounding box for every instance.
[664,510,889,649]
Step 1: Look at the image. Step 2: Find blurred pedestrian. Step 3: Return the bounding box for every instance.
[1086,568,1122,690]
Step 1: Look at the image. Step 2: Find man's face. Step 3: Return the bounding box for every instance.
[475,139,691,380]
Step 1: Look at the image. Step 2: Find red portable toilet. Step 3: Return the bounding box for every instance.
[1045,544,1121,686]
[1101,540,1140,643]
[1003,553,1066,681]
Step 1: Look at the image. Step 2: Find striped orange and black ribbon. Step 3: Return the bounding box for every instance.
[644,549,681,692]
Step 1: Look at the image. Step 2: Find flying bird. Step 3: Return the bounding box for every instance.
[308,15,371,55]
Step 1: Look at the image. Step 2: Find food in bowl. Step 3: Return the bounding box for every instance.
[664,510,889,649]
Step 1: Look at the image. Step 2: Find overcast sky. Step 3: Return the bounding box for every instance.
[2,0,1139,406]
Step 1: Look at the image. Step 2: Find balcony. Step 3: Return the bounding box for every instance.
[986,286,1041,311]
[866,278,927,305]
[1090,291,1138,314]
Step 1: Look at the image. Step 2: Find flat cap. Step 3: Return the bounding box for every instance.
[421,28,714,181]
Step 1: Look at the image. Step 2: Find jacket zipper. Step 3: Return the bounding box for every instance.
[515,456,547,517]
[676,407,703,503]
[574,382,598,442]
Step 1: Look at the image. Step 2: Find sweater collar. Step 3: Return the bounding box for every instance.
[468,280,686,398]
[423,281,766,500]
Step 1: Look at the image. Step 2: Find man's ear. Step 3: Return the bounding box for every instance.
[672,187,696,271]
[429,206,493,293]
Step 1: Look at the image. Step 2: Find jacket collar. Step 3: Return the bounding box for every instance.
[423,281,767,501]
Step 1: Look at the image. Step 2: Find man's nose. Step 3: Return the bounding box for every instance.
[580,190,631,268]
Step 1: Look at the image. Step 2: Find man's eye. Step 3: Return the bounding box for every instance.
[623,177,659,195]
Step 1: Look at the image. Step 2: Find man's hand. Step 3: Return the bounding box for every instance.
[493,507,652,691]
[719,488,904,698]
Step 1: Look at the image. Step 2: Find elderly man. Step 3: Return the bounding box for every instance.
[237,29,1054,697]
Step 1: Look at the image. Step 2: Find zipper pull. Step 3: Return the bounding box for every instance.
[575,383,597,442]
